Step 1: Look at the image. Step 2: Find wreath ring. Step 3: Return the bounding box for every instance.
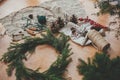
[0,29,72,80]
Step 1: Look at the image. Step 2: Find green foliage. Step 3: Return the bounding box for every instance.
[0,29,72,80]
[78,53,120,80]
[98,1,120,16]
[99,1,111,14]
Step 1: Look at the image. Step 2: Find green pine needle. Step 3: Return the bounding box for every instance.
[0,29,72,80]
[78,53,120,80]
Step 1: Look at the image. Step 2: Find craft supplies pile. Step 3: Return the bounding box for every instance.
[0,14,110,52]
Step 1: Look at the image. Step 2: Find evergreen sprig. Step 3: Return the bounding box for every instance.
[78,53,120,80]
[0,29,72,80]
[98,1,120,16]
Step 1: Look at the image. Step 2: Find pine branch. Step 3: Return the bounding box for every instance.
[98,1,120,16]
[0,29,72,80]
[78,53,120,80]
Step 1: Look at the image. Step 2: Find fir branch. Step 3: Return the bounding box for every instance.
[78,53,120,80]
[97,1,120,16]
[0,29,72,80]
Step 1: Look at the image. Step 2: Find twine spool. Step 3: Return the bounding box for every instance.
[87,29,110,52]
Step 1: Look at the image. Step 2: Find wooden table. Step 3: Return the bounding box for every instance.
[0,0,120,80]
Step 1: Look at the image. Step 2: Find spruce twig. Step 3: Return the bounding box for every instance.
[78,53,120,80]
[0,29,72,80]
